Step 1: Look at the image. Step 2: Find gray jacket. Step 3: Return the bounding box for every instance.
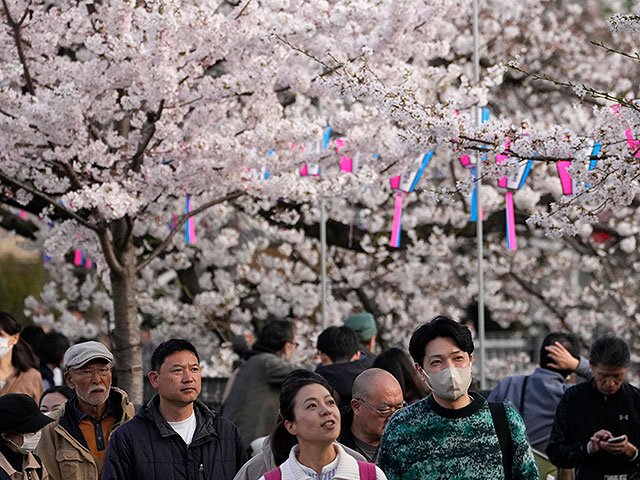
[222,352,299,449]
[488,356,592,451]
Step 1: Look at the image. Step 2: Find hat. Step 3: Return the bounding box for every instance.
[63,341,114,369]
[0,394,54,433]
[344,312,377,341]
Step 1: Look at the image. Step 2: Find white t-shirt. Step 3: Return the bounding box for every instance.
[168,411,197,445]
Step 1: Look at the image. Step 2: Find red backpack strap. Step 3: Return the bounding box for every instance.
[357,460,377,480]
[264,467,282,480]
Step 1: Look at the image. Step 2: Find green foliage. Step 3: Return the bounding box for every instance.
[0,255,48,322]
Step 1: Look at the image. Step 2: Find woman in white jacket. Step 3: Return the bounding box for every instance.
[259,370,386,480]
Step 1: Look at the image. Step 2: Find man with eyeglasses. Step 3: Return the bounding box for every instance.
[338,368,405,462]
[37,341,135,480]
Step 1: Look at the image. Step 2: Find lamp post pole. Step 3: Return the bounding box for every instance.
[472,0,486,390]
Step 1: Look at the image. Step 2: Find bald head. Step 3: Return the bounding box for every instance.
[351,368,405,447]
[352,368,402,403]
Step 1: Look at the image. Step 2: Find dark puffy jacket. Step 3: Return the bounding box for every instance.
[102,395,247,480]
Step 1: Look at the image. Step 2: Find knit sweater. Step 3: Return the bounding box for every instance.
[377,393,538,480]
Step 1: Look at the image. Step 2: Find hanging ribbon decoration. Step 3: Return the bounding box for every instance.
[586,141,601,190]
[556,159,573,195]
[389,151,434,247]
[558,138,605,194]
[496,142,533,250]
[300,127,331,177]
[248,149,273,180]
[185,194,196,243]
[459,107,490,221]
[74,234,85,266]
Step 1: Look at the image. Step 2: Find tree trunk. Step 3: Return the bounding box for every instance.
[108,220,143,403]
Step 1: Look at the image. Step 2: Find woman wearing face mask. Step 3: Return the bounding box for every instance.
[0,312,43,402]
[0,393,54,479]
[260,370,386,480]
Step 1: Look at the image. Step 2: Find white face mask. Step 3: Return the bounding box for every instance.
[9,431,42,454]
[422,366,472,401]
[0,336,13,358]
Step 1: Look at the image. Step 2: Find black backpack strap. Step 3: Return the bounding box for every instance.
[489,402,513,480]
[519,375,529,415]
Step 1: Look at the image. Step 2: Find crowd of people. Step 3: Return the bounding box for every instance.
[0,309,639,480]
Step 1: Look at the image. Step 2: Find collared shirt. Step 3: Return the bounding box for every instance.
[70,398,117,479]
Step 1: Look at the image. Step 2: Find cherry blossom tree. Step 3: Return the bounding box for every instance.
[4,0,640,400]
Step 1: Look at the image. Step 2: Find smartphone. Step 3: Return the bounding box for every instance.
[608,435,626,443]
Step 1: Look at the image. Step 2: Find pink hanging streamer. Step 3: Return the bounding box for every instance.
[556,161,573,195]
[389,194,403,248]
[339,155,353,172]
[505,191,517,250]
[74,249,84,266]
[74,234,84,266]
[185,195,196,243]
[625,129,640,157]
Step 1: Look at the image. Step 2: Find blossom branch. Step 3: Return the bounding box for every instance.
[508,64,640,112]
[591,40,640,63]
[0,170,98,231]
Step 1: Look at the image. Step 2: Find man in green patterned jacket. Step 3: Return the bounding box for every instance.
[377,316,539,480]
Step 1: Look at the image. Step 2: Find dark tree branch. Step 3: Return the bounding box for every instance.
[0,170,97,231]
[130,100,165,173]
[2,0,35,95]
[136,190,246,272]
[507,271,571,331]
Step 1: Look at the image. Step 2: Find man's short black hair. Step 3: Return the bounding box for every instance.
[540,332,580,374]
[316,326,359,363]
[409,316,474,366]
[254,319,295,353]
[590,334,630,368]
[151,339,200,372]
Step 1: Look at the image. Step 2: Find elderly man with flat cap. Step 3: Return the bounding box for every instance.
[36,341,135,480]
[0,393,54,479]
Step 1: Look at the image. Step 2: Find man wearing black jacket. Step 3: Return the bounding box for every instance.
[315,326,370,406]
[547,334,640,480]
[102,339,247,480]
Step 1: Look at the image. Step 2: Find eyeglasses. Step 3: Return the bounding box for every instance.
[71,364,112,379]
[356,398,408,418]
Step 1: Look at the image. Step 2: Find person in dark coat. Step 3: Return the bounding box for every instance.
[102,339,247,480]
[314,326,370,407]
[547,334,640,480]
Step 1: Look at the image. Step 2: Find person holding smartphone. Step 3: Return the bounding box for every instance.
[547,335,640,480]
